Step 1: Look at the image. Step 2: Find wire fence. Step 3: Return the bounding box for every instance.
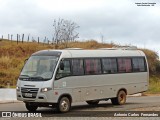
[0,34,52,45]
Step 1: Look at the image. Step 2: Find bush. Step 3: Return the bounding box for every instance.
[141,49,159,74]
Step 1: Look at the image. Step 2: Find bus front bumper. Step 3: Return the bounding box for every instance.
[16,90,59,103]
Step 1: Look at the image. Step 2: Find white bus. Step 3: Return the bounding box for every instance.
[16,48,149,112]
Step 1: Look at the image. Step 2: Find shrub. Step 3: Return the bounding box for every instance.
[142,49,159,74]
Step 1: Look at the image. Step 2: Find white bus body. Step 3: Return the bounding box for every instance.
[16,49,149,112]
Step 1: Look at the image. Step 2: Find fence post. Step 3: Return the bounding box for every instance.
[17,34,18,44]
[8,34,9,40]
[22,34,24,43]
[19,35,21,41]
[47,38,50,45]
[45,36,46,42]
[11,35,13,42]
[43,36,46,45]
[38,37,39,44]
[28,35,29,42]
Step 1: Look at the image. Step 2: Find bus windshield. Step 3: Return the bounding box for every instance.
[19,56,59,81]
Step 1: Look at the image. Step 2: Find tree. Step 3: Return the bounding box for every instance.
[52,18,79,48]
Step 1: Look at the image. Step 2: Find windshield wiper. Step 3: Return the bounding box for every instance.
[30,76,45,80]
[19,75,49,81]
[19,75,30,78]
[19,75,30,80]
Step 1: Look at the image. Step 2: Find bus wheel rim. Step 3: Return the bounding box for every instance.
[60,100,68,111]
[119,93,125,103]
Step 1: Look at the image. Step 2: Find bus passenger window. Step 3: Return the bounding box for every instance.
[118,58,132,73]
[72,59,84,75]
[85,59,101,75]
[102,58,117,74]
[132,58,146,72]
[56,60,71,79]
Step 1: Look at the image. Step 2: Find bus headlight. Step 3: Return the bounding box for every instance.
[41,87,52,92]
[16,86,20,91]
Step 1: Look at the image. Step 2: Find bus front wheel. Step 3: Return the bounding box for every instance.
[111,90,126,105]
[25,102,38,111]
[57,97,71,113]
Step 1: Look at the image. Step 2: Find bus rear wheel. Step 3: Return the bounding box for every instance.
[56,97,71,113]
[86,100,99,105]
[25,102,38,111]
[111,90,126,105]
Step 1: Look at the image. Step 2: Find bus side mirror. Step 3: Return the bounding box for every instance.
[60,62,64,70]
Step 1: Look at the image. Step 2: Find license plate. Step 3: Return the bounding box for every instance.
[25,93,32,97]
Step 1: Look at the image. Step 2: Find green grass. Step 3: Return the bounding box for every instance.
[148,83,160,94]
[147,76,160,94]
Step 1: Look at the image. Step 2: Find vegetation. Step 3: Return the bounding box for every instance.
[142,49,159,74]
[0,39,160,93]
[145,75,160,94]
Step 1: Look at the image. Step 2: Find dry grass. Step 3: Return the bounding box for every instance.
[0,56,11,68]
[0,40,54,87]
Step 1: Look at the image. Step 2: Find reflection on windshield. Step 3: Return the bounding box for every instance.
[20,56,59,81]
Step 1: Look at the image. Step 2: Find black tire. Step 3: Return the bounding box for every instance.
[25,102,38,111]
[57,97,71,113]
[111,90,126,105]
[86,100,99,105]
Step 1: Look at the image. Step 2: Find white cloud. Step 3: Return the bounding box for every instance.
[36,0,106,12]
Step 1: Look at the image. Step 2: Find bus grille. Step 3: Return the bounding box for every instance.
[21,87,39,98]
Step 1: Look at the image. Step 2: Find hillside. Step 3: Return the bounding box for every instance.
[0,39,160,93]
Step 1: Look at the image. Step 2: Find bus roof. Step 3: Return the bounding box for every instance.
[32,49,146,58]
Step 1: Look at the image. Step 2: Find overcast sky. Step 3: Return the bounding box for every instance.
[0,0,160,56]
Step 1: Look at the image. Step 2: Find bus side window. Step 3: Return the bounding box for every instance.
[56,60,71,79]
[118,58,132,73]
[132,58,146,72]
[72,59,84,75]
[84,59,101,75]
[102,58,117,74]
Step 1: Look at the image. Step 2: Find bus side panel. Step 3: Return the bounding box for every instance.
[54,72,148,103]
